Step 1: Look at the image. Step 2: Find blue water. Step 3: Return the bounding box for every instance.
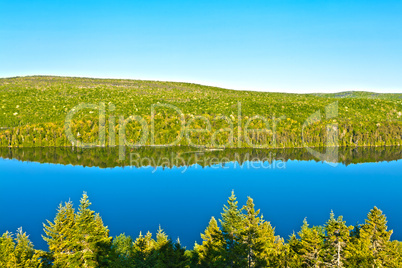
[0,158,401,250]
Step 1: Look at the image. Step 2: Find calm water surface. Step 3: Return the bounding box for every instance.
[0,147,401,250]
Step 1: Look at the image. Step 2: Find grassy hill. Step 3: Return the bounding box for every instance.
[0,76,401,148]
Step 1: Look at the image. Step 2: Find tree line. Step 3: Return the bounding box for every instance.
[1,192,401,267]
[1,118,402,149]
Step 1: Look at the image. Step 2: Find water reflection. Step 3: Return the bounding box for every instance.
[0,146,401,168]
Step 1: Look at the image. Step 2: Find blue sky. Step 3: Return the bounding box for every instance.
[0,0,401,93]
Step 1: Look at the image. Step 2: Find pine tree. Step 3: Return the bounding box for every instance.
[145,226,190,267]
[43,200,76,267]
[220,190,247,267]
[242,197,262,267]
[359,206,394,267]
[155,226,169,250]
[133,231,155,267]
[241,197,282,267]
[383,240,402,268]
[111,233,134,268]
[154,239,189,268]
[344,225,372,267]
[323,211,353,268]
[43,193,112,268]
[75,192,112,267]
[0,231,16,267]
[14,228,42,268]
[284,234,304,268]
[112,233,134,259]
[257,220,284,267]
[297,218,324,268]
[0,229,42,268]
[194,216,225,267]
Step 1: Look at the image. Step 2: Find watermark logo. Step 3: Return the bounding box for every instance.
[302,101,339,167]
[129,151,287,173]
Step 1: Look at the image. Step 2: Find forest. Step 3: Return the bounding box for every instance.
[0,192,401,268]
[0,76,402,149]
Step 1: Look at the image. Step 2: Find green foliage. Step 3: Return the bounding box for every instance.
[42,200,76,266]
[243,197,284,267]
[42,192,112,267]
[0,232,15,266]
[110,233,135,268]
[110,228,189,267]
[220,190,247,267]
[323,211,354,267]
[154,239,189,268]
[1,76,402,148]
[2,191,402,267]
[359,206,394,267]
[0,229,42,267]
[194,217,225,267]
[132,232,155,267]
[296,219,325,267]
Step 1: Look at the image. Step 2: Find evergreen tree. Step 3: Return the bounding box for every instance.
[297,218,324,268]
[145,227,189,267]
[132,231,156,267]
[242,197,282,267]
[154,239,189,268]
[383,240,402,268]
[220,190,247,267]
[359,206,394,267]
[43,193,112,268]
[194,216,225,267]
[188,245,201,267]
[344,225,372,267]
[14,228,42,268]
[283,235,304,268]
[0,229,42,268]
[257,220,284,267]
[43,200,76,267]
[75,192,112,267]
[242,197,262,267]
[0,231,16,267]
[110,233,134,268]
[323,211,353,268]
[155,226,169,250]
[5,190,402,268]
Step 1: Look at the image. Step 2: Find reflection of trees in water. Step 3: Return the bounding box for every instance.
[0,146,401,169]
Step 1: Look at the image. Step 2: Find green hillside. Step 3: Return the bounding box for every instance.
[0,76,401,148]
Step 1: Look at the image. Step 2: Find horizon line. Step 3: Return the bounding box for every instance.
[1,74,401,95]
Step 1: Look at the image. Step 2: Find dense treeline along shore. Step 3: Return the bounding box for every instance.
[1,76,402,148]
[1,146,402,168]
[1,192,401,267]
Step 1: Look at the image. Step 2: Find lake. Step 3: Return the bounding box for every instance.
[0,146,401,250]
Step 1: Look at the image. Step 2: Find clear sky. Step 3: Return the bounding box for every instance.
[1,0,401,93]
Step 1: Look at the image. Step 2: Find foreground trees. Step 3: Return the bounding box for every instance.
[43,193,111,267]
[193,217,224,267]
[0,228,43,267]
[323,212,353,267]
[109,227,188,268]
[1,192,402,267]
